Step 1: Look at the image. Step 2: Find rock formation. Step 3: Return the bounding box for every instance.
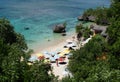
[53,24,66,33]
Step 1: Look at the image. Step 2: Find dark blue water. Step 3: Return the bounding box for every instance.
[0,0,110,51]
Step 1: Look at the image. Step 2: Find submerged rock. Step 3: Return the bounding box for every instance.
[61,33,66,36]
[24,27,30,30]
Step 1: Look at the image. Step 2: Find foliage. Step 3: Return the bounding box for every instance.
[83,7,109,25]
[0,18,54,82]
[75,23,93,40]
[0,18,27,50]
[65,34,120,81]
[75,23,84,33]
[61,77,75,82]
[110,0,120,20]
[63,22,67,28]
[62,1,120,81]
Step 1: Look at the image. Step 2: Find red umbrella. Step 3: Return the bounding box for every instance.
[38,56,44,60]
[58,57,66,64]
[58,57,65,62]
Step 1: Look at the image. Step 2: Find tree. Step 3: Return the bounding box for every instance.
[75,23,93,40]
[0,18,54,82]
[63,0,120,81]
[67,35,107,81]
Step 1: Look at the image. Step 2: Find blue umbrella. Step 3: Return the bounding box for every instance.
[43,51,51,58]
[54,54,60,59]
[50,52,56,56]
[43,51,49,54]
[50,56,56,62]
[44,53,50,58]
[29,55,38,62]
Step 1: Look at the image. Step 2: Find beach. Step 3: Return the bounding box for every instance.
[31,22,93,79]
[31,32,77,79]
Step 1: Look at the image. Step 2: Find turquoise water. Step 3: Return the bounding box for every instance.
[0,0,110,51]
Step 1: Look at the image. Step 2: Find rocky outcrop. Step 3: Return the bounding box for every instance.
[77,16,84,21]
[78,15,96,22]
[90,24,108,37]
[53,24,66,33]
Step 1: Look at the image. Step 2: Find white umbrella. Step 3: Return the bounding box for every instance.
[44,54,50,58]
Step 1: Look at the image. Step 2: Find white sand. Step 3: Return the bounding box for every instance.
[51,57,69,79]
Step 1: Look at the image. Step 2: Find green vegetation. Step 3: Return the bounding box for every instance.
[0,0,120,82]
[0,19,54,82]
[63,22,67,28]
[83,7,109,25]
[75,23,93,40]
[82,0,120,25]
[62,0,120,81]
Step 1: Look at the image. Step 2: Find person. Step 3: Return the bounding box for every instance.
[72,36,75,41]
[56,59,59,67]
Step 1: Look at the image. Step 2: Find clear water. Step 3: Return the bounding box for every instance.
[0,0,110,51]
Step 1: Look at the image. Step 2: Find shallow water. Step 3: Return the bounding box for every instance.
[0,0,110,51]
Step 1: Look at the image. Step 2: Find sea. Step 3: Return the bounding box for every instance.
[0,0,110,52]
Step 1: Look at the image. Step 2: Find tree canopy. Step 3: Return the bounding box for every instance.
[62,0,120,81]
[0,18,54,82]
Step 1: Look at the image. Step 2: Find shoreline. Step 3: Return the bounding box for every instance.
[31,32,76,54]
[29,22,93,79]
[30,32,77,79]
[29,22,93,54]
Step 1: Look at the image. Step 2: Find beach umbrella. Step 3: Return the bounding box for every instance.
[54,54,60,59]
[44,54,50,58]
[58,57,65,62]
[43,51,49,54]
[59,52,65,57]
[36,53,44,57]
[50,52,56,56]
[29,55,38,62]
[50,57,56,63]
[38,56,44,60]
[63,49,70,54]
[37,53,44,60]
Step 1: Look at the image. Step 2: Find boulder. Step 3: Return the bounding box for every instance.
[77,16,83,21]
[53,24,66,33]
[77,15,89,21]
